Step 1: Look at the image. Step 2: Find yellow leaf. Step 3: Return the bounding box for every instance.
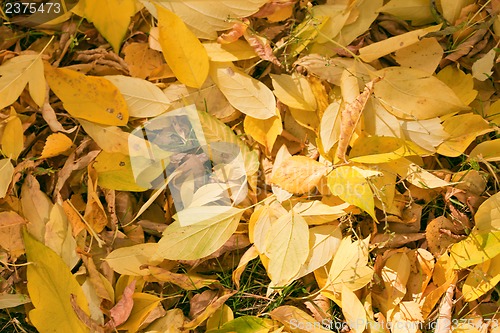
[319,100,342,152]
[0,54,45,109]
[293,200,349,225]
[266,209,310,287]
[327,166,376,220]
[104,75,170,118]
[243,115,282,152]
[45,203,79,269]
[21,175,53,243]
[341,284,367,333]
[249,203,286,255]
[462,255,500,301]
[1,110,23,160]
[271,73,317,111]
[473,191,500,233]
[401,117,449,152]
[210,62,276,119]
[437,113,493,157]
[349,137,425,163]
[333,0,382,47]
[83,0,136,52]
[270,305,331,332]
[373,67,468,120]
[44,65,129,125]
[24,230,90,333]
[118,293,162,332]
[436,65,477,105]
[270,156,328,194]
[440,0,474,23]
[106,243,161,276]
[450,231,500,269]
[0,159,14,199]
[378,0,434,25]
[156,207,244,260]
[313,4,351,43]
[157,6,209,88]
[93,152,150,192]
[381,253,411,309]
[469,139,500,162]
[472,48,496,81]
[150,0,268,40]
[359,25,441,62]
[394,37,443,74]
[40,133,73,159]
[387,158,453,189]
[203,40,257,62]
[286,15,330,56]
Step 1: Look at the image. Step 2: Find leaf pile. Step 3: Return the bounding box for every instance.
[1,0,500,332]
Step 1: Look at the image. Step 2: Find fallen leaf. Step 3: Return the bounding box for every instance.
[45,65,129,125]
[117,292,162,332]
[157,5,209,88]
[373,67,468,120]
[210,62,276,119]
[0,54,45,109]
[472,48,496,81]
[104,75,170,118]
[0,159,14,198]
[2,108,24,160]
[271,156,328,194]
[270,305,331,332]
[271,73,317,111]
[40,133,73,159]
[203,40,258,62]
[244,114,282,153]
[327,166,377,221]
[378,0,434,25]
[109,280,136,328]
[394,37,443,74]
[436,65,478,105]
[0,211,26,259]
[83,0,136,52]
[24,230,90,333]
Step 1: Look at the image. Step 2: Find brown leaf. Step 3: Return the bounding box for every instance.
[108,280,136,328]
[336,77,380,162]
[0,211,26,259]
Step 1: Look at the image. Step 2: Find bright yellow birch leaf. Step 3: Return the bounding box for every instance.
[266,209,309,287]
[327,166,376,221]
[373,67,468,120]
[377,0,434,25]
[0,54,45,110]
[156,207,244,260]
[320,100,342,152]
[313,4,351,43]
[24,230,90,333]
[104,75,170,118]
[0,159,14,199]
[270,156,328,194]
[394,37,443,74]
[381,252,411,310]
[341,284,367,333]
[40,133,73,159]
[359,25,441,63]
[157,6,209,88]
[117,293,162,332]
[349,137,426,163]
[469,139,500,162]
[333,0,382,47]
[462,255,500,301]
[243,114,282,152]
[316,236,373,300]
[436,66,477,106]
[210,62,276,119]
[105,243,161,276]
[93,152,150,192]
[83,0,136,52]
[271,73,317,111]
[203,40,257,62]
[1,109,24,160]
[437,113,493,157]
[472,191,500,233]
[44,65,129,125]
[450,231,500,269]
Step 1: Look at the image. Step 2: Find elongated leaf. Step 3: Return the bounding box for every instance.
[462,255,500,301]
[44,65,129,125]
[266,210,310,286]
[157,6,209,88]
[243,115,282,152]
[210,62,276,119]
[83,0,136,52]
[156,207,244,260]
[104,75,170,118]
[106,243,161,276]
[0,159,14,198]
[373,67,468,120]
[341,284,367,333]
[145,0,268,39]
[450,231,500,268]
[24,230,90,333]
[0,54,45,109]
[2,111,24,160]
